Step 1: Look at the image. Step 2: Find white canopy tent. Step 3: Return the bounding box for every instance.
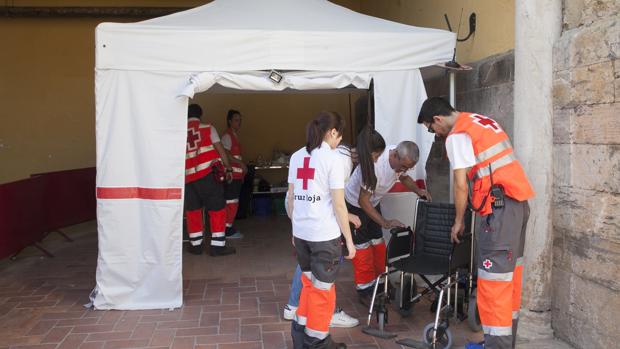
[93,0,455,309]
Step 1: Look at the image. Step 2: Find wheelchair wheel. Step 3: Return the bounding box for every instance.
[422,322,453,349]
[467,289,482,332]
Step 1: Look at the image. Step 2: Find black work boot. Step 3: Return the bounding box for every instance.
[357,287,374,308]
[209,245,236,257]
[304,334,346,349]
[291,321,305,349]
[187,243,203,255]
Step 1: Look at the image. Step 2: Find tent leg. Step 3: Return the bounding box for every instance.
[52,229,74,242]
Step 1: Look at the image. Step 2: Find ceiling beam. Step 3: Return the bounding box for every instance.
[0,6,189,18]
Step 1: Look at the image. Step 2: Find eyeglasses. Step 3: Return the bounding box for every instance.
[426,121,435,133]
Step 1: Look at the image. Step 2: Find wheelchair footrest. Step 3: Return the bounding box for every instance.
[395,338,432,348]
[362,326,397,339]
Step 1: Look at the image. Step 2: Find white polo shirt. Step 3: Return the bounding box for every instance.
[445,133,476,170]
[345,144,414,208]
[288,142,345,242]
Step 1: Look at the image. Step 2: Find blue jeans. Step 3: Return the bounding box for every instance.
[288,264,303,307]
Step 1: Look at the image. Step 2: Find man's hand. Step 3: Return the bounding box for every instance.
[291,235,295,247]
[345,240,356,260]
[225,172,233,183]
[348,213,361,229]
[382,219,405,229]
[417,189,432,202]
[451,219,465,243]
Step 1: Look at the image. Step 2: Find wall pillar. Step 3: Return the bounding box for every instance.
[513,0,562,340]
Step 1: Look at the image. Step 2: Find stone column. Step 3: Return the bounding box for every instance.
[513,0,561,339]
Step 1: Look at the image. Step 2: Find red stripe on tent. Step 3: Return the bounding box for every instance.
[388,179,426,193]
[97,187,182,200]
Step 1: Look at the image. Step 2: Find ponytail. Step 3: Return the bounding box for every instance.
[356,126,386,192]
[306,111,345,153]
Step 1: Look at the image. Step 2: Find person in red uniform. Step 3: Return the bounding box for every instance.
[185,104,236,257]
[288,111,356,349]
[417,97,534,349]
[220,109,247,239]
[345,128,430,304]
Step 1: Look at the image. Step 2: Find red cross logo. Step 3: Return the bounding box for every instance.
[471,114,501,133]
[296,157,315,190]
[187,128,201,150]
[482,259,493,269]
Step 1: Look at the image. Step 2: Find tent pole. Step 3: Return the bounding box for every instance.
[448,71,456,203]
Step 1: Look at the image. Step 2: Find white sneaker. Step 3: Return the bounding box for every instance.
[329,308,359,328]
[283,304,297,320]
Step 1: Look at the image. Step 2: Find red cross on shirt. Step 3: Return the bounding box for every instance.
[472,114,500,132]
[296,157,315,190]
[187,128,201,150]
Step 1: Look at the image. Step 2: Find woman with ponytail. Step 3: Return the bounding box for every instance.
[287,111,355,349]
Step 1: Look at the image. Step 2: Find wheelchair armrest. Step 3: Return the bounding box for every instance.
[390,226,411,236]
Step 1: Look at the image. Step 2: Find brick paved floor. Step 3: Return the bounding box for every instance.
[0,217,572,349]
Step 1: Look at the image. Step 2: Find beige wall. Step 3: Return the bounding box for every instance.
[0,0,511,184]
[359,0,514,64]
[0,0,360,184]
[1,18,99,183]
[192,91,364,184]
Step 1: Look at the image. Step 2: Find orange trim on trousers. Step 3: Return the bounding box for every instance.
[298,273,335,334]
[477,277,514,329]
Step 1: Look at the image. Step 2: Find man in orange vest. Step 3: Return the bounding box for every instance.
[220,109,247,239]
[417,97,534,349]
[185,104,236,256]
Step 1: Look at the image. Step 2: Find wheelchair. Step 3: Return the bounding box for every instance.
[362,199,479,349]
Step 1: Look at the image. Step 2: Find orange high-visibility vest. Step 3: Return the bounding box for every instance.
[449,112,534,216]
[185,118,222,184]
[224,128,244,180]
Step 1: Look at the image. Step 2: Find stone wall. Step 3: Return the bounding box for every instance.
[551,1,620,348]
[423,51,515,202]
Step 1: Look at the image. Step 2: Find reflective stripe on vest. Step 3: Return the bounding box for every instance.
[475,139,512,164]
[186,145,215,159]
[473,152,518,180]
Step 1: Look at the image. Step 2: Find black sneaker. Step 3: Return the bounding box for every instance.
[225,227,243,239]
[187,244,203,255]
[209,245,236,257]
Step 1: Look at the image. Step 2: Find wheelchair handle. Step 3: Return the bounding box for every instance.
[389,226,411,235]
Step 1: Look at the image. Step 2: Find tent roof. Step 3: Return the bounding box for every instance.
[96,0,455,72]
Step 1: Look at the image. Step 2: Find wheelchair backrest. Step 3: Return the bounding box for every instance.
[413,201,472,262]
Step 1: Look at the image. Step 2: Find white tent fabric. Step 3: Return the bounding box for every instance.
[93,0,455,310]
[180,71,373,97]
[96,0,454,72]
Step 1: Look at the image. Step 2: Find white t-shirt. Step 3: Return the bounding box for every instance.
[445,133,476,170]
[285,145,352,217]
[345,144,414,208]
[288,142,345,242]
[220,130,235,150]
[336,145,354,182]
[201,124,220,144]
